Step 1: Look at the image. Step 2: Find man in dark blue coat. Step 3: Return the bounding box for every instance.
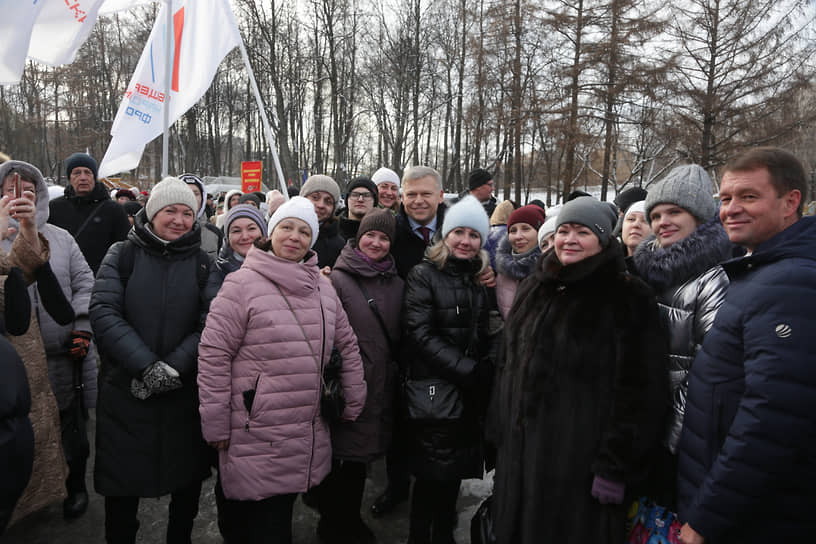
[677,147,816,544]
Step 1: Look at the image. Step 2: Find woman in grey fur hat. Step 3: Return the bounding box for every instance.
[631,164,732,508]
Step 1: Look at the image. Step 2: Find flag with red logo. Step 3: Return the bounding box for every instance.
[98,0,241,177]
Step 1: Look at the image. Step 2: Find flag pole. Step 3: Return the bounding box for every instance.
[228,18,288,196]
[161,0,172,177]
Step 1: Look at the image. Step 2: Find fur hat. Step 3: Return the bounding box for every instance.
[372,167,400,188]
[225,203,268,237]
[267,196,320,248]
[508,204,547,231]
[468,168,493,191]
[490,200,515,226]
[645,164,717,223]
[614,186,648,214]
[556,196,617,247]
[356,208,396,245]
[346,177,379,207]
[145,177,198,222]
[65,153,98,180]
[441,195,490,247]
[300,174,340,207]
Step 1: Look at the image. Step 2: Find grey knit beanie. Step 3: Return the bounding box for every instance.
[645,164,717,224]
[300,174,340,207]
[556,196,617,247]
[145,177,199,221]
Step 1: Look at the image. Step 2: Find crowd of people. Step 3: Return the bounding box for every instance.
[1,146,815,544]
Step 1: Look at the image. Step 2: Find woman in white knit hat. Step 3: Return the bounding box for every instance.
[402,195,495,544]
[198,196,367,544]
[89,176,213,543]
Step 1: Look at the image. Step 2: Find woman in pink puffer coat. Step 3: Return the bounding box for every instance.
[198,197,366,544]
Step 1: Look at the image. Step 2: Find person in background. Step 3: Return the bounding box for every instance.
[372,167,401,213]
[495,205,546,319]
[265,190,287,220]
[485,200,517,269]
[338,177,379,241]
[318,209,404,544]
[537,215,558,253]
[677,148,816,544]
[48,153,130,275]
[620,201,651,258]
[301,174,345,269]
[216,189,243,229]
[90,177,213,544]
[465,169,497,216]
[402,196,495,544]
[115,189,136,205]
[198,196,366,544]
[205,204,267,299]
[631,165,730,508]
[489,196,668,544]
[122,201,141,227]
[180,173,224,260]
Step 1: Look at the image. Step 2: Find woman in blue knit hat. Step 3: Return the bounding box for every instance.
[402,195,495,544]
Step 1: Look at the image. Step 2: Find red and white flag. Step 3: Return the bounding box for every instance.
[99,0,242,177]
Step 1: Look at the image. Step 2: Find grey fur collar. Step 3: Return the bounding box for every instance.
[632,217,731,290]
[495,235,541,280]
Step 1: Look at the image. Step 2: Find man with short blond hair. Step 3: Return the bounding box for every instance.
[677,147,816,544]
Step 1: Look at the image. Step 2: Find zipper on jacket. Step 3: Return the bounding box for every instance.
[245,374,261,432]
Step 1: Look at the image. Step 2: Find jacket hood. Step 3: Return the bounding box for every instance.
[224,189,242,214]
[495,234,542,280]
[242,244,321,297]
[333,240,398,279]
[722,215,816,276]
[0,159,50,232]
[632,216,732,291]
[179,173,208,219]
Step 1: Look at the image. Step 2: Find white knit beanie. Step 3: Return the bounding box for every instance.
[538,215,558,247]
[441,195,490,247]
[267,196,320,248]
[145,177,198,222]
[624,200,647,221]
[372,167,400,188]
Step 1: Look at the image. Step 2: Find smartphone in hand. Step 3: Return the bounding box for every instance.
[13,172,22,199]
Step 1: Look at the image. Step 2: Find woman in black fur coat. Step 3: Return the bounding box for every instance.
[489,197,669,544]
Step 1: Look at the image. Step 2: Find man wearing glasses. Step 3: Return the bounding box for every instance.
[338,177,379,241]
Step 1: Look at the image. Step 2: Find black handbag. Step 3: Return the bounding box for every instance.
[470,494,497,544]
[403,378,464,421]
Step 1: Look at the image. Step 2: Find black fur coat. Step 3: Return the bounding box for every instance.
[489,241,669,544]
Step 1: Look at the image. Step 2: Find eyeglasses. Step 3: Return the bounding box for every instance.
[349,191,373,201]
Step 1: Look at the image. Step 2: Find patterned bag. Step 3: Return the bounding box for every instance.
[626,497,682,544]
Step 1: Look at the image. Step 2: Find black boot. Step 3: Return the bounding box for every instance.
[370,485,409,517]
[63,466,89,520]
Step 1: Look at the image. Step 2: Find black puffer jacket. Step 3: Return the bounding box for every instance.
[314,218,345,268]
[489,242,669,544]
[402,255,492,481]
[89,210,212,498]
[48,182,131,274]
[204,242,244,302]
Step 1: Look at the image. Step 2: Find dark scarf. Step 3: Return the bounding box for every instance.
[495,235,542,280]
[632,217,731,291]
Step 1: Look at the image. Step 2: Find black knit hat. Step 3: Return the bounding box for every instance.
[346,177,379,207]
[65,153,98,180]
[356,208,396,245]
[468,168,493,191]
[613,187,648,214]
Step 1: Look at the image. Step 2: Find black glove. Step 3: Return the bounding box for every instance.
[67,330,92,361]
[34,262,75,325]
[4,267,31,336]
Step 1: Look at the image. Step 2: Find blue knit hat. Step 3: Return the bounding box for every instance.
[225,204,268,237]
[65,153,98,180]
[441,195,490,247]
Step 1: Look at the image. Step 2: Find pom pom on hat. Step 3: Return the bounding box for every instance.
[267,196,320,248]
[145,177,199,222]
[441,195,490,247]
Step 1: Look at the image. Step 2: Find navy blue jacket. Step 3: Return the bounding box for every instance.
[677,216,816,542]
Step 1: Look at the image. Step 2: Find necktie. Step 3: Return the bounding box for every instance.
[418,226,431,245]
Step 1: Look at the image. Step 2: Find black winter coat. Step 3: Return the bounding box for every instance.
[89,212,212,498]
[677,216,816,543]
[489,242,669,544]
[402,256,492,481]
[329,242,404,461]
[48,182,131,274]
[392,204,447,279]
[314,218,345,269]
[0,336,34,522]
[203,243,244,302]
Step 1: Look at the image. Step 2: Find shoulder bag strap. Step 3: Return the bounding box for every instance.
[73,201,107,239]
[348,273,397,356]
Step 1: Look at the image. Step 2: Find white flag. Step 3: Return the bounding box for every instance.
[99,0,151,16]
[27,0,106,66]
[0,0,45,85]
[99,0,242,178]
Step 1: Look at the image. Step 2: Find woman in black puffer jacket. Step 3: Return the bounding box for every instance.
[402,196,494,544]
[90,178,212,544]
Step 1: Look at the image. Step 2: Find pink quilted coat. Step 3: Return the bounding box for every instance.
[198,246,367,501]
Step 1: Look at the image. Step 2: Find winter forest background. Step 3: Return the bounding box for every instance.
[1,0,815,205]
